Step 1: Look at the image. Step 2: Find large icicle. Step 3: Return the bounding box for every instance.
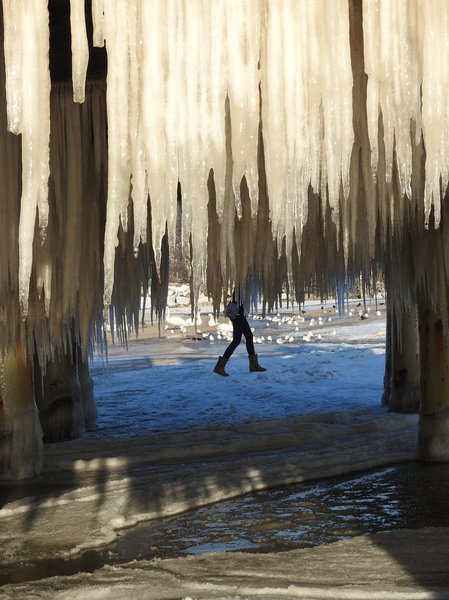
[282,0,308,271]
[127,1,147,253]
[141,0,170,271]
[261,0,288,240]
[362,0,380,178]
[205,0,227,219]
[102,0,132,307]
[91,0,105,47]
[2,0,22,135]
[3,0,51,314]
[225,0,260,215]
[179,0,209,296]
[321,0,354,223]
[421,0,449,228]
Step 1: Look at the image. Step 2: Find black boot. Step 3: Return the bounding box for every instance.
[249,354,266,372]
[213,356,229,376]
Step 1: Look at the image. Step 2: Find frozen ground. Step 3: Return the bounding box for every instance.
[1,297,448,599]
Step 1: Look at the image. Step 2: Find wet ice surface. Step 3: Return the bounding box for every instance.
[114,461,449,560]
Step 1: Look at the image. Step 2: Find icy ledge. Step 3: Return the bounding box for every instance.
[1,527,449,599]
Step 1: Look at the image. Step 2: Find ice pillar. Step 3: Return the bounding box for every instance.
[388,305,420,413]
[34,345,96,444]
[0,337,43,480]
[416,217,449,460]
[418,300,449,460]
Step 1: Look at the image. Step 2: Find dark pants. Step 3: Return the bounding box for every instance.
[223,315,255,359]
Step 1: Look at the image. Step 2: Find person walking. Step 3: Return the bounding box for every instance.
[213,292,267,376]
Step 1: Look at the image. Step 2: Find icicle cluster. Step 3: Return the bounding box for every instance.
[261,0,353,259]
[363,1,421,193]
[4,0,449,358]
[87,0,356,308]
[92,1,264,306]
[363,0,449,229]
[420,1,449,227]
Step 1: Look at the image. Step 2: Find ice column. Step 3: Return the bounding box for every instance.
[3,0,51,313]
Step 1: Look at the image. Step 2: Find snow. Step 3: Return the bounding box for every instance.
[1,297,446,599]
[91,318,386,437]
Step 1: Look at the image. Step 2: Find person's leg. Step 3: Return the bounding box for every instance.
[241,317,255,356]
[241,317,267,372]
[223,316,243,359]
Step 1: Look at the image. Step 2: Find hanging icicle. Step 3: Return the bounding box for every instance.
[3,0,449,350]
[225,0,261,216]
[102,0,133,307]
[363,0,421,199]
[70,0,89,103]
[421,0,449,228]
[3,0,51,314]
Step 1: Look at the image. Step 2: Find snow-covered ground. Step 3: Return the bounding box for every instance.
[2,296,448,599]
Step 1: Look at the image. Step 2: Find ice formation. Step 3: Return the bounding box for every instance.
[3,0,50,314]
[1,0,449,358]
[70,0,88,103]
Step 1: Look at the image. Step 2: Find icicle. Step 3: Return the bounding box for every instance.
[2,0,23,135]
[5,1,51,314]
[363,0,421,201]
[164,0,185,232]
[279,0,312,271]
[282,0,301,268]
[127,2,147,253]
[261,1,287,237]
[102,0,132,306]
[70,0,88,103]
[141,0,170,271]
[363,0,379,178]
[35,245,52,316]
[305,2,322,198]
[92,0,105,47]
[225,0,260,215]
[421,0,449,228]
[179,0,210,293]
[321,0,354,222]
[206,0,227,219]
